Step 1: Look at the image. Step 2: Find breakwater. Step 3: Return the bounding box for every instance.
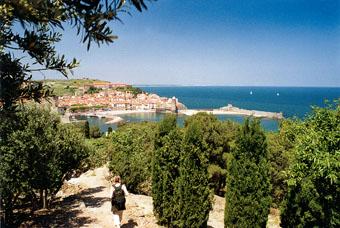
[179,105,283,120]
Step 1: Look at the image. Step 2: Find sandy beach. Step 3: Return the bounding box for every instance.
[105,116,124,124]
[101,109,156,115]
[70,109,156,118]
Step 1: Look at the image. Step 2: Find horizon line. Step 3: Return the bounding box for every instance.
[134,84,340,88]
[36,78,340,88]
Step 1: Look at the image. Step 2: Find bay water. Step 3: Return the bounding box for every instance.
[82,86,340,132]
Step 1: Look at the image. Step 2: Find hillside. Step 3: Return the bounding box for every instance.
[41,79,142,97]
[41,79,109,96]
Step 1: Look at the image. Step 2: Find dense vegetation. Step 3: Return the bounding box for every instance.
[184,113,238,195]
[152,114,215,227]
[281,104,340,227]
[115,85,144,97]
[108,122,157,194]
[103,103,338,227]
[172,117,213,227]
[0,105,89,221]
[267,120,295,208]
[225,118,271,227]
[85,136,114,168]
[108,113,238,197]
[86,86,103,94]
[152,115,182,226]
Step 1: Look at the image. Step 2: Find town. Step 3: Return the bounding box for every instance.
[56,81,185,113]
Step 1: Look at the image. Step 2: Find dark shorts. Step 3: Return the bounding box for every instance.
[111,198,126,213]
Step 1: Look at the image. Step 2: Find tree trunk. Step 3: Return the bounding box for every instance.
[2,195,14,226]
[43,189,48,209]
[30,190,38,211]
[12,191,21,206]
[39,188,43,208]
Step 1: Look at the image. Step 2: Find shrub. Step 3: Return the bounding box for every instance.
[107,126,113,134]
[85,137,114,168]
[108,122,157,194]
[89,125,101,138]
[86,86,102,94]
[266,120,297,208]
[85,120,90,138]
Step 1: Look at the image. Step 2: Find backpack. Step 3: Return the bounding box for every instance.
[111,184,126,211]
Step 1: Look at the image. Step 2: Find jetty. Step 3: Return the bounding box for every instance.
[178,104,283,120]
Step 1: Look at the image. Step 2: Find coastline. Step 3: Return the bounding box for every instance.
[71,109,156,117]
[62,107,280,131]
[105,116,124,124]
[69,109,157,124]
[68,106,282,121]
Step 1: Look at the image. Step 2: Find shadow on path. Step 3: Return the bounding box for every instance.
[24,208,96,227]
[121,219,138,228]
[18,186,109,227]
[61,186,109,208]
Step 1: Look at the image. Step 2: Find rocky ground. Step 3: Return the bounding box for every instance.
[22,166,280,228]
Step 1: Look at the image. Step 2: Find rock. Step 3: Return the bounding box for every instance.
[79,201,86,209]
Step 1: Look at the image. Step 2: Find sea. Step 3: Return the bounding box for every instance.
[81,86,340,132]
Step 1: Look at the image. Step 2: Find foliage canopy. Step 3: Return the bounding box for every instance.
[0,105,89,220]
[281,103,340,227]
[225,118,271,227]
[109,122,157,194]
[152,115,182,226]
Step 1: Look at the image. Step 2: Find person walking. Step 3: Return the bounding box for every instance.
[110,175,129,228]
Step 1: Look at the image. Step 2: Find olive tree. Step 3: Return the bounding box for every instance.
[281,103,340,227]
[0,105,89,219]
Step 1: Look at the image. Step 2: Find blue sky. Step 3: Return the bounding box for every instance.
[38,0,340,86]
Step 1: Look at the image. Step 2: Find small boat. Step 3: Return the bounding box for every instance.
[250,91,253,95]
[276,93,280,96]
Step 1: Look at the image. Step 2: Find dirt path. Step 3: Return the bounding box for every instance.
[24,166,278,227]
[53,166,158,228]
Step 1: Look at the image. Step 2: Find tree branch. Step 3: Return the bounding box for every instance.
[3,44,22,50]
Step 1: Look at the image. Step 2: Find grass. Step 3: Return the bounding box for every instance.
[40,79,110,96]
[38,79,144,98]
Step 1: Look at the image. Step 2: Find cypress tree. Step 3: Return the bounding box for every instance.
[107,126,113,134]
[84,120,90,138]
[152,115,182,225]
[225,118,271,227]
[172,119,213,228]
[184,113,238,196]
[89,125,101,138]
